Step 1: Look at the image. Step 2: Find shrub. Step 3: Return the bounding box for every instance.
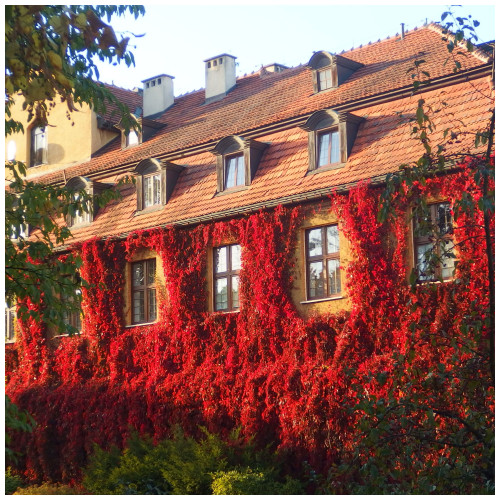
[13,482,87,495]
[211,468,304,495]
[5,468,24,495]
[83,428,305,495]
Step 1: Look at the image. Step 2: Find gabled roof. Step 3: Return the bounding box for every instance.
[99,83,143,124]
[35,25,492,187]
[28,24,493,245]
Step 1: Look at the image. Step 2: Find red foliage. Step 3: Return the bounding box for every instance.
[6,166,493,483]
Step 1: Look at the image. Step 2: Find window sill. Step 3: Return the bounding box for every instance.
[125,321,157,328]
[300,295,344,304]
[135,205,164,216]
[69,221,92,229]
[5,340,15,344]
[214,185,249,197]
[307,162,346,175]
[212,309,240,315]
[53,332,81,338]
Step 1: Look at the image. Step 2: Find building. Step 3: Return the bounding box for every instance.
[5,24,494,482]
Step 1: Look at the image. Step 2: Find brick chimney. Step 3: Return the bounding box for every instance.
[204,54,237,103]
[142,74,175,117]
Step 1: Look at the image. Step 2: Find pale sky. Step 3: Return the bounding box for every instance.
[96,4,496,96]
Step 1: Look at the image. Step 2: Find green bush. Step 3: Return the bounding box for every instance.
[211,468,304,495]
[13,482,87,495]
[5,468,24,495]
[83,428,305,495]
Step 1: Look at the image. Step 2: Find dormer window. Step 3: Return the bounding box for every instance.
[224,154,245,189]
[126,130,140,147]
[65,176,109,228]
[308,51,363,93]
[212,136,268,193]
[301,109,364,172]
[134,158,184,212]
[317,129,340,167]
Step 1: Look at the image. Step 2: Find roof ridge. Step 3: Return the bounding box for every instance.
[426,22,493,63]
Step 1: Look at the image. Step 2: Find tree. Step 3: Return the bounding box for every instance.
[5,5,145,333]
[326,11,494,494]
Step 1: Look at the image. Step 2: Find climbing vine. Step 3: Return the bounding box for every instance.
[5,164,492,488]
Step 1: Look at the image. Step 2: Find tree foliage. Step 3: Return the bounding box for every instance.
[5,5,144,332]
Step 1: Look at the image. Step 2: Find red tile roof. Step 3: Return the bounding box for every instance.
[100,83,143,123]
[29,25,493,244]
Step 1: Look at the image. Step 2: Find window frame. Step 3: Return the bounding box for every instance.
[61,287,82,334]
[30,124,48,167]
[131,259,158,325]
[305,224,341,300]
[68,191,92,228]
[316,128,341,168]
[413,202,455,282]
[213,244,241,312]
[143,171,162,209]
[224,153,245,190]
[5,305,16,343]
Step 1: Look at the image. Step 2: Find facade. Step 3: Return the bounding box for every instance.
[5,24,494,482]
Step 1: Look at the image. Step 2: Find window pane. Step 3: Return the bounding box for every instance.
[235,156,245,186]
[307,228,323,257]
[153,174,161,205]
[144,176,152,207]
[133,291,145,323]
[231,276,240,309]
[437,203,452,235]
[317,133,330,167]
[127,131,139,146]
[133,262,144,286]
[318,69,332,90]
[308,261,324,298]
[225,157,237,189]
[327,259,341,295]
[326,225,339,254]
[147,260,156,285]
[148,289,157,321]
[416,243,435,281]
[231,245,241,271]
[441,239,454,280]
[329,130,340,164]
[215,278,228,310]
[215,247,227,273]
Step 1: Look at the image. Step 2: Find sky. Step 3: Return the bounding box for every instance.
[95,3,496,96]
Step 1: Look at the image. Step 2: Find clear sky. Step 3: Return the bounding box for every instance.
[96,3,496,95]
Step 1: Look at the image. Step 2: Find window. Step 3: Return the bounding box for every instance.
[5,305,16,343]
[214,244,241,311]
[413,202,454,281]
[61,288,82,333]
[301,109,363,172]
[317,129,340,167]
[306,225,341,299]
[307,51,363,93]
[213,136,268,193]
[143,172,162,208]
[134,158,183,212]
[68,192,91,227]
[126,130,139,147]
[224,154,245,189]
[30,125,48,167]
[318,68,334,91]
[131,259,157,324]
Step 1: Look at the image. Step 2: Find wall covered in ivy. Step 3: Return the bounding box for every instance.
[6,166,492,483]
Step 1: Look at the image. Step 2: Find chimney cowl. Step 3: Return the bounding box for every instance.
[142,74,175,118]
[204,54,237,104]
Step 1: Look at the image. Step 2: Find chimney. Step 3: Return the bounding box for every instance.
[142,74,175,117]
[204,54,237,103]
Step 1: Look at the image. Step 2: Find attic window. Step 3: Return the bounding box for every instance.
[65,176,106,227]
[212,136,268,193]
[307,51,363,93]
[126,130,139,147]
[301,109,364,172]
[134,158,184,212]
